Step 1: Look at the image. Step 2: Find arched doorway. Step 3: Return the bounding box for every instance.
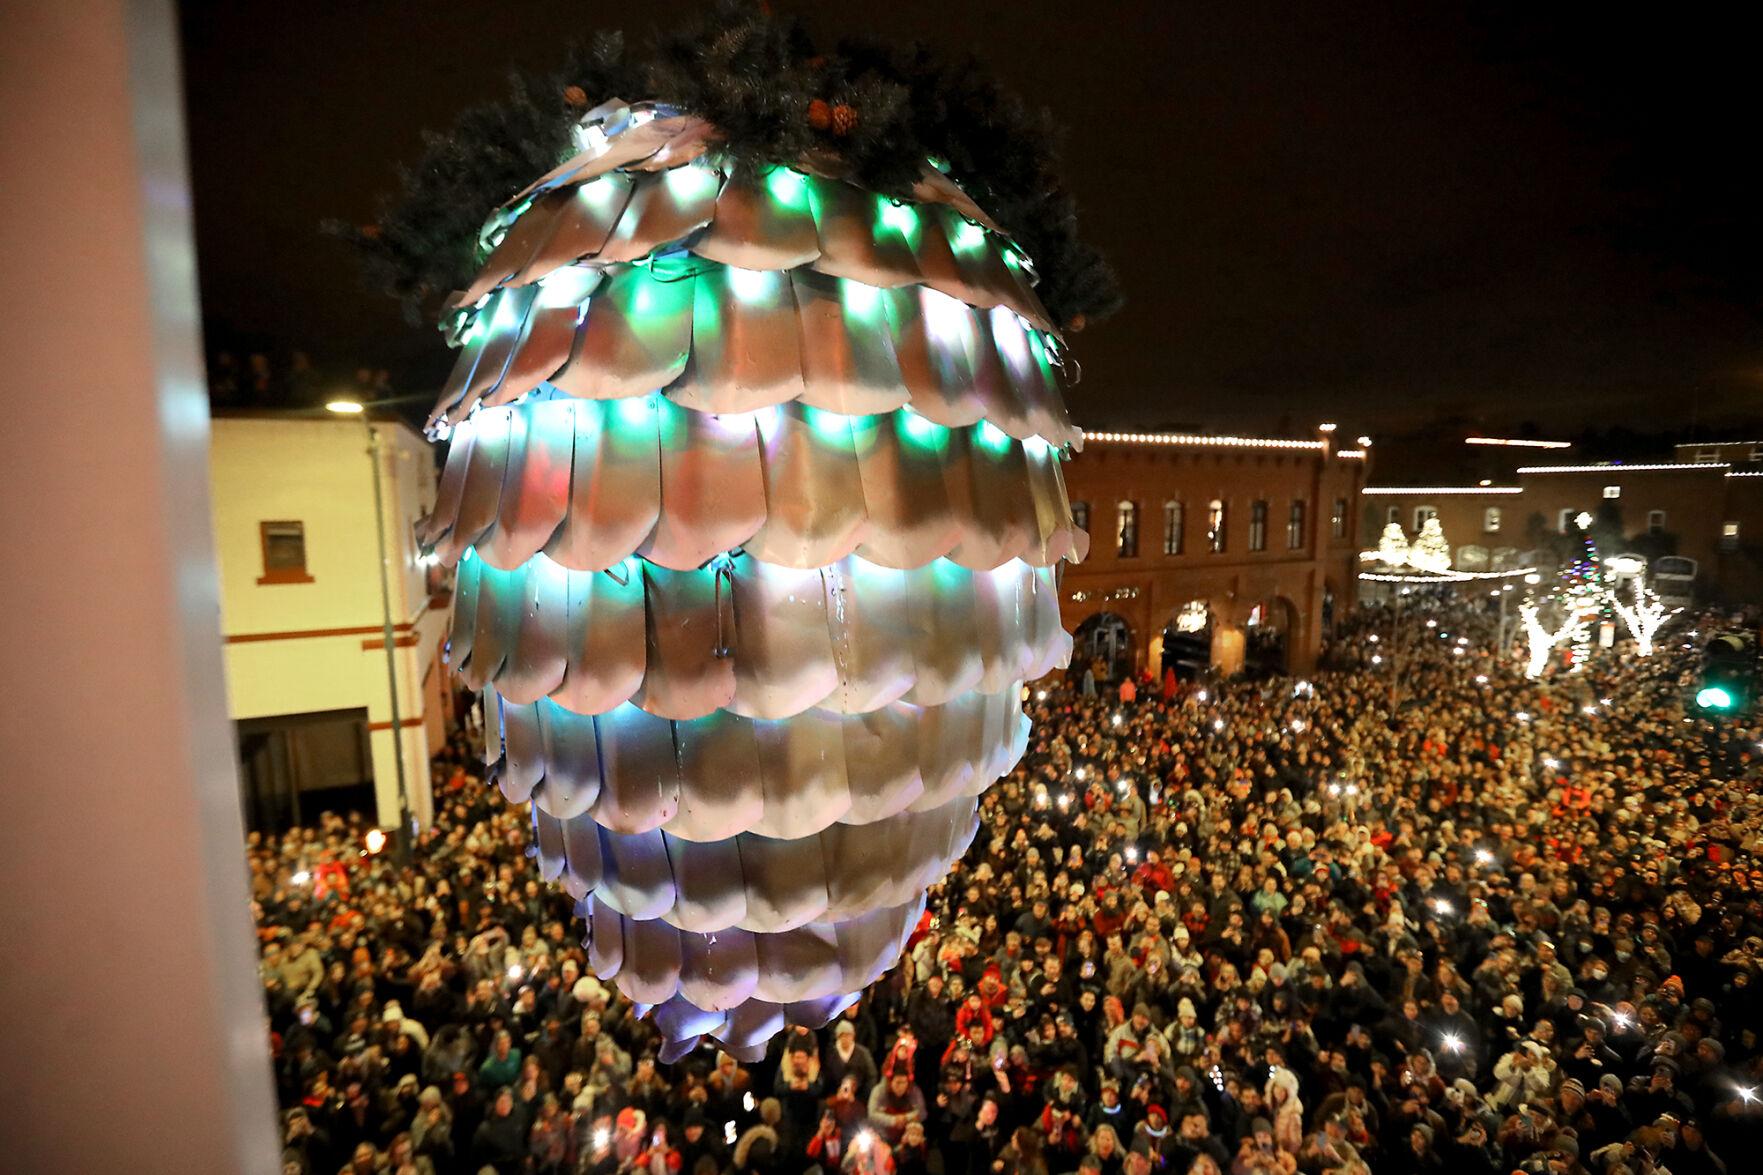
[1243,597,1298,677]
[1158,599,1213,683]
[1072,612,1135,684]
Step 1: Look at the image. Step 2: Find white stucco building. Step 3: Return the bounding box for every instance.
[209,413,450,832]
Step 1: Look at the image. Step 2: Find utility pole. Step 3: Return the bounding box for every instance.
[367,424,414,856]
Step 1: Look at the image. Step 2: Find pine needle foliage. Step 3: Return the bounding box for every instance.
[329,3,1121,333]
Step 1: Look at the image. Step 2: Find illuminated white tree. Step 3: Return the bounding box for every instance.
[1520,599,1594,678]
[1608,575,1679,657]
[1407,517,1452,574]
[1377,523,1410,567]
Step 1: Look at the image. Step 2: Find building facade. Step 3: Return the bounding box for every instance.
[1059,429,1367,678]
[209,414,450,833]
[1363,447,1763,604]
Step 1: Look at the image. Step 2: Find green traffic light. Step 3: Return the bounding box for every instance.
[1697,686,1734,710]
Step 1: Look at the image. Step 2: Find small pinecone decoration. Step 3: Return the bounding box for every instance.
[831,103,858,137]
[562,85,589,108]
[807,99,832,131]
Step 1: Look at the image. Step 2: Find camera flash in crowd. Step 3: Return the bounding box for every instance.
[1443,1034,1464,1053]
[1474,674,1488,684]
[1432,899,1453,916]
[291,870,310,885]
[594,1128,611,1148]
[1475,849,1494,865]
[363,828,387,855]
[1125,846,1139,863]
[724,1121,738,1144]
[1740,1086,1758,1104]
[507,963,523,981]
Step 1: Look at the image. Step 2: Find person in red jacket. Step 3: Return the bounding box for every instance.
[954,993,994,1046]
[1131,850,1176,894]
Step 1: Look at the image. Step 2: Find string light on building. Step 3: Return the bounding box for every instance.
[1081,431,1325,451]
[1361,486,1523,496]
[1463,436,1572,449]
[1516,462,1730,474]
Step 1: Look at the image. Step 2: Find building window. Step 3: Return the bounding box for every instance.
[1648,509,1666,535]
[1249,500,1268,551]
[1071,500,1090,535]
[1414,506,1438,530]
[1558,509,1578,533]
[1695,448,1720,463]
[1603,485,1621,499]
[1386,505,1400,525]
[1722,522,1740,552]
[1162,500,1184,555]
[258,521,312,585]
[1484,506,1502,533]
[1332,498,1347,539]
[1207,499,1227,553]
[1115,500,1139,558]
[1287,500,1305,549]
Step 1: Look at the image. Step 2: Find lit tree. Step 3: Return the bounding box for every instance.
[1376,522,1410,567]
[1520,599,1594,678]
[1407,516,1451,574]
[1608,574,1679,657]
[1559,513,1605,671]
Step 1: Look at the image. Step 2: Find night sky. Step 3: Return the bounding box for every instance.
[178,1,1763,435]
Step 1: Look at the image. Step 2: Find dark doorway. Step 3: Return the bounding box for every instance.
[1160,601,1211,682]
[1244,599,1294,678]
[1072,612,1134,684]
[235,707,373,834]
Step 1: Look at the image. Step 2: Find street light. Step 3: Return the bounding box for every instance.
[327,395,425,851]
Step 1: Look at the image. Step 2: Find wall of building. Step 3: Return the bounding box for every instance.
[209,415,447,828]
[1360,489,1526,566]
[1058,435,1365,677]
[1362,464,1763,605]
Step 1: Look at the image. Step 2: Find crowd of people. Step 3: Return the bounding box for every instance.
[249,598,1763,1175]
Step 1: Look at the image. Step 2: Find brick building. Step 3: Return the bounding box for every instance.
[1362,438,1763,605]
[1059,427,1368,678]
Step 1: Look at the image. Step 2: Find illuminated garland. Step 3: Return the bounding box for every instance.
[1561,513,1604,672]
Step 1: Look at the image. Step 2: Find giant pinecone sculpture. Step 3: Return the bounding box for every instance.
[418,101,1087,1060]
